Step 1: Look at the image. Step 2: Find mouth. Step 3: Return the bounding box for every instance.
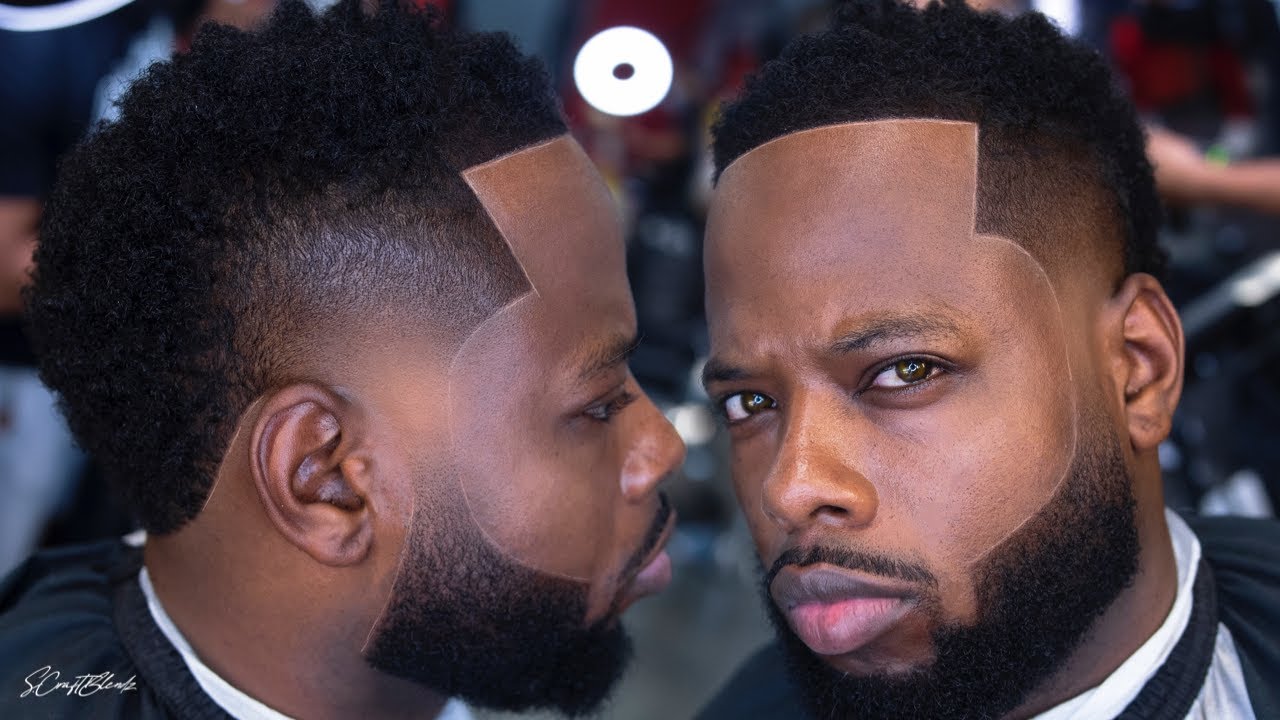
[615,498,677,612]
[770,563,918,657]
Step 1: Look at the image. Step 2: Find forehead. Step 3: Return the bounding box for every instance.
[460,135,634,374]
[463,135,629,314]
[705,119,1047,353]
[711,119,979,264]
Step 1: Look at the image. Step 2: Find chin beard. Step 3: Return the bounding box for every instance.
[363,504,631,717]
[767,424,1141,720]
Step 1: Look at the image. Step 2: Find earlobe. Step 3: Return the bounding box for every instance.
[1106,273,1185,452]
[250,384,374,566]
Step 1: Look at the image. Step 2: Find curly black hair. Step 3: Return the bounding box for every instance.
[713,0,1164,279]
[26,0,566,534]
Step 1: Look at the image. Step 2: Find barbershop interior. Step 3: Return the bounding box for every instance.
[2,0,1279,717]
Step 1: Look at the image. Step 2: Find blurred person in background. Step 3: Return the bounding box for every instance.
[0,0,274,576]
[697,1,1279,718]
[0,1,684,717]
[1148,124,1280,215]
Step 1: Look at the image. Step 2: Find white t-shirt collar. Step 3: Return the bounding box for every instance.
[138,567,472,720]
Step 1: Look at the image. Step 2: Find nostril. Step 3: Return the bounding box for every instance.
[816,504,872,529]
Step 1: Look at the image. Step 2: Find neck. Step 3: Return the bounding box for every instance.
[1003,473,1177,719]
[143,481,448,720]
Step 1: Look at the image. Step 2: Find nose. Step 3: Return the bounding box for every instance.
[620,393,687,502]
[761,395,878,533]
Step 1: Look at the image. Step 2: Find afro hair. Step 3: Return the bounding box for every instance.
[713,0,1164,279]
[26,0,566,533]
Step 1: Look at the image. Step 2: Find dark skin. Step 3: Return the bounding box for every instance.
[146,363,432,720]
[702,120,1184,717]
[453,136,682,611]
[145,137,685,719]
[0,198,38,315]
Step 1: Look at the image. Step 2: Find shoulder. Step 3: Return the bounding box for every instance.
[0,540,165,718]
[1185,512,1280,563]
[0,539,139,651]
[0,539,144,645]
[696,642,808,720]
[1183,513,1280,718]
[1184,513,1280,619]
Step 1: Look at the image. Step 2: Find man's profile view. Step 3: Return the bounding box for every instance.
[698,1,1279,718]
[0,1,684,718]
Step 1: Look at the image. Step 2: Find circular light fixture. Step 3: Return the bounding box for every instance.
[573,26,673,117]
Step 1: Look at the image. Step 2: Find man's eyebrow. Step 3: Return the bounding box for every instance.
[830,314,961,353]
[578,332,642,380]
[701,358,749,389]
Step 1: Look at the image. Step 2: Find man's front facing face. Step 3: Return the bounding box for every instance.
[703,120,1139,716]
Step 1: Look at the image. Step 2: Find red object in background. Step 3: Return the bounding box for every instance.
[409,0,450,19]
[1109,15,1254,117]
[716,43,756,99]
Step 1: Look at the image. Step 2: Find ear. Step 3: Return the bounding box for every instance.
[1103,273,1185,452]
[250,383,374,566]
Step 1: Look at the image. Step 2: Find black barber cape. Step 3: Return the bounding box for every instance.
[0,541,233,719]
[698,515,1280,720]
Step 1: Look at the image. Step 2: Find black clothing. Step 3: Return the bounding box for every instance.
[0,540,232,719]
[698,515,1280,720]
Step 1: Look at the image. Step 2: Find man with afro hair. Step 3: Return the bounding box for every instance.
[0,0,685,717]
[697,0,1279,718]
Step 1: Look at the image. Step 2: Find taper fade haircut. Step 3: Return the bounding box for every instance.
[26,0,565,533]
[712,0,1164,279]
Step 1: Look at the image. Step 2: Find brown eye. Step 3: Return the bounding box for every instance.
[871,358,941,389]
[723,392,777,421]
[895,359,931,383]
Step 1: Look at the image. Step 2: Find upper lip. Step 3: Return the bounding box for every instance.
[770,563,918,610]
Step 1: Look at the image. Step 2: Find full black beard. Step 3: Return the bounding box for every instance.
[767,424,1141,720]
[364,487,672,717]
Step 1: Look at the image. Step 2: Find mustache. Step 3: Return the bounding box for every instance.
[620,492,673,579]
[765,545,938,591]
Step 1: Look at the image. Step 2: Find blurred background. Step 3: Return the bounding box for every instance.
[2,0,1278,717]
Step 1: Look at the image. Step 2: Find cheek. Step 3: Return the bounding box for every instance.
[451,416,626,581]
[874,354,1076,597]
[443,301,622,581]
[891,250,1078,581]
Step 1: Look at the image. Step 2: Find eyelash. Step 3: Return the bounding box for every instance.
[584,390,638,423]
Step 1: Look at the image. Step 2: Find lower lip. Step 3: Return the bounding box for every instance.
[615,549,673,614]
[786,597,912,657]
[629,550,673,598]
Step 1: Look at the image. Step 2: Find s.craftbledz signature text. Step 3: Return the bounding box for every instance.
[21,666,138,698]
